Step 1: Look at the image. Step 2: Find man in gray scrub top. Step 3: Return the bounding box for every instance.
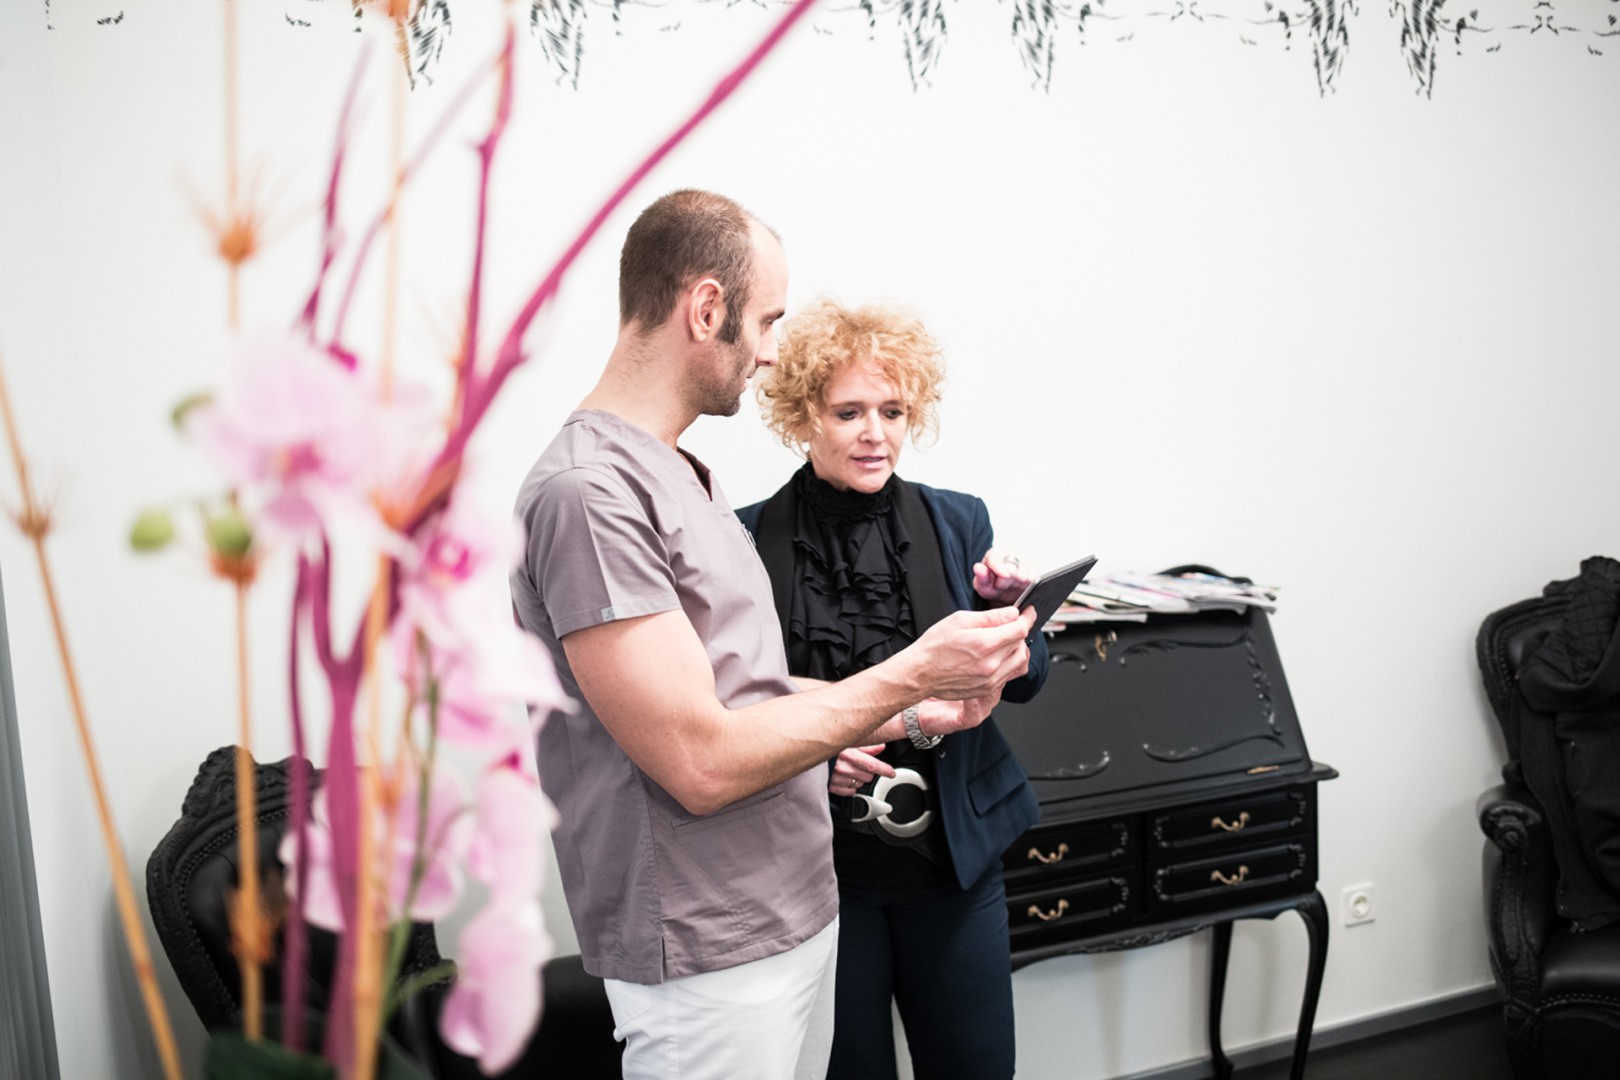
[511,189,1036,1080]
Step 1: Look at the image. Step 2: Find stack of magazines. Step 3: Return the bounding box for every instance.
[1046,569,1279,627]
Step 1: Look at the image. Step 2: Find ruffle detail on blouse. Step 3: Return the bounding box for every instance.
[785,464,917,681]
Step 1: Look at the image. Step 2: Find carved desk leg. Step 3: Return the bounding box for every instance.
[1208,920,1236,1079]
[1207,892,1329,1080]
[1287,890,1330,1080]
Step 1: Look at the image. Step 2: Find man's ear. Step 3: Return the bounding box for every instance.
[687,277,725,343]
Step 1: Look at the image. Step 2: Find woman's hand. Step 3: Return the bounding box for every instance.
[882,695,1004,743]
[829,745,894,796]
[825,691,1004,796]
[973,548,1032,606]
[920,693,1002,737]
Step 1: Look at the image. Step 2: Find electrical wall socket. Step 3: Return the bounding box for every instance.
[1341,883,1376,926]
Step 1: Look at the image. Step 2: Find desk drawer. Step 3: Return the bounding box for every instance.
[1149,842,1310,914]
[1008,874,1131,939]
[1150,788,1311,854]
[1003,819,1132,885]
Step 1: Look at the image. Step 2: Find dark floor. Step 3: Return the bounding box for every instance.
[1245,1005,1513,1080]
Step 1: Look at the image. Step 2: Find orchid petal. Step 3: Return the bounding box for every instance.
[439,902,550,1074]
[466,766,555,901]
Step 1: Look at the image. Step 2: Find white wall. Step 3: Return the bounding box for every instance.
[2,1,1617,1077]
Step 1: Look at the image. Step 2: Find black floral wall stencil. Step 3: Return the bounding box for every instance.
[44,0,1616,96]
[1390,0,1617,98]
[1004,0,1359,94]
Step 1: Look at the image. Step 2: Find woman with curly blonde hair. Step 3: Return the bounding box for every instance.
[737,298,1050,1080]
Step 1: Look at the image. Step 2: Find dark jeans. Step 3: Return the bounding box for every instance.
[827,867,1015,1080]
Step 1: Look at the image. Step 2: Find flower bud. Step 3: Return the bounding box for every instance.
[129,509,176,552]
[206,509,254,558]
[170,391,212,431]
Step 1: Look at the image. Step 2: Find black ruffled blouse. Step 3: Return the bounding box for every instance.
[784,464,952,886]
[785,464,917,681]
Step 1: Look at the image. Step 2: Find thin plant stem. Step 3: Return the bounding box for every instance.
[353,554,393,1080]
[0,355,185,1080]
[349,42,409,1079]
[232,581,264,1041]
[384,635,440,1016]
[223,0,241,330]
[381,45,404,398]
[219,0,263,1042]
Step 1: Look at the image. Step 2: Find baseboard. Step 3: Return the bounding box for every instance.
[1116,985,1502,1080]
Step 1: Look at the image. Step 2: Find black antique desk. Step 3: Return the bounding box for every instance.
[997,605,1336,1080]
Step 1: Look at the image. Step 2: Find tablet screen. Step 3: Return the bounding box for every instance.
[1012,556,1098,645]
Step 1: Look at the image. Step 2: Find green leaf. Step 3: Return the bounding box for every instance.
[129,509,176,553]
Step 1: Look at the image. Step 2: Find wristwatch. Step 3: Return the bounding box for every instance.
[903,705,943,750]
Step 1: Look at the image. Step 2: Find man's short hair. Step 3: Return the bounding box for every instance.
[619,189,757,345]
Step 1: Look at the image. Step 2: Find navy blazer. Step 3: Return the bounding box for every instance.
[736,479,1048,891]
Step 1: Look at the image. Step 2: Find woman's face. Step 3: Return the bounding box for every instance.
[806,362,909,494]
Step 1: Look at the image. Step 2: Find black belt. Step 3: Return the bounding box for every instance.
[833,749,948,868]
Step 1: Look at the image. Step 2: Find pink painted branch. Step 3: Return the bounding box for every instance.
[298,538,371,1077]
[281,555,317,1052]
[303,539,339,683]
[298,539,365,978]
[450,0,820,456]
[284,4,821,1069]
[417,0,822,533]
[319,667,362,1074]
[328,40,507,353]
[459,24,517,398]
[300,50,372,343]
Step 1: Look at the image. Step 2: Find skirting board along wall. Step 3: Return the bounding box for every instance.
[1120,985,1501,1080]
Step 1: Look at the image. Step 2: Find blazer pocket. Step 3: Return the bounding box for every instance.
[968,749,1030,817]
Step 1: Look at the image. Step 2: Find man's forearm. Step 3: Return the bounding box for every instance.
[567,606,1030,816]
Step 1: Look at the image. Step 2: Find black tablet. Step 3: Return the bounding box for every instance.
[1012,555,1098,646]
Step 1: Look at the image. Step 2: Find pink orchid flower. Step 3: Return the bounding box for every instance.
[365,379,445,523]
[466,763,556,902]
[397,493,524,649]
[438,900,551,1074]
[394,496,571,752]
[425,636,557,754]
[392,592,569,753]
[279,761,472,930]
[187,336,385,539]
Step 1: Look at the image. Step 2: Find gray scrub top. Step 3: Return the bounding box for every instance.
[512,409,837,983]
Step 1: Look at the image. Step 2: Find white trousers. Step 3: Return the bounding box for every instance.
[603,917,839,1080]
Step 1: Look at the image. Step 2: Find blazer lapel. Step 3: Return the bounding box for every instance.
[894,480,956,631]
[754,481,798,636]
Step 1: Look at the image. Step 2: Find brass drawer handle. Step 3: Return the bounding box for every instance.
[1027,898,1070,923]
[1211,811,1250,833]
[1027,842,1070,865]
[1210,865,1250,887]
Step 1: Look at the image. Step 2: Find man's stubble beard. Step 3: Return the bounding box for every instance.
[694,340,752,419]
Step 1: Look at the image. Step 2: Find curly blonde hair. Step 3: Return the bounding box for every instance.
[757,298,945,452]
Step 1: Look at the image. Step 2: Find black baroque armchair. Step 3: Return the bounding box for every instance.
[1476,560,1620,1079]
[146,745,622,1077]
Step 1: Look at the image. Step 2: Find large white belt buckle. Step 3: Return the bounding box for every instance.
[850,767,932,839]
